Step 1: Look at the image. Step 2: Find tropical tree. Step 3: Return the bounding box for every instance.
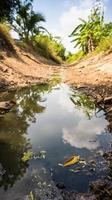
[0,0,20,22]
[12,0,46,41]
[70,0,104,53]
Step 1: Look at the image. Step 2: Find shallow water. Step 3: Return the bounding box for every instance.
[0,81,112,199]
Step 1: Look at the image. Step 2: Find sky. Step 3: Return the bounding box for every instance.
[13,0,112,53]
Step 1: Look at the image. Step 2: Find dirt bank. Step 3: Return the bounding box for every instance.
[1,45,112,95]
[63,51,112,97]
[0,45,60,90]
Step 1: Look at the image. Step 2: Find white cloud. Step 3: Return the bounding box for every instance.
[59,0,94,52]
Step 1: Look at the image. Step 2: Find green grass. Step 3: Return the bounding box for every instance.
[0,22,15,51]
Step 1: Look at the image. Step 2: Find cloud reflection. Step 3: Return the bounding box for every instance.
[62,117,108,150]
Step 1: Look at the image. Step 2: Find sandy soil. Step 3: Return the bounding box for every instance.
[0,44,112,95]
[63,52,112,95]
[0,46,59,89]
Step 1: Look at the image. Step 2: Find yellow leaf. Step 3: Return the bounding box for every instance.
[64,155,80,167]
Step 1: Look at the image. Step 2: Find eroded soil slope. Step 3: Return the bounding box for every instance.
[0,45,59,89]
[63,52,112,96]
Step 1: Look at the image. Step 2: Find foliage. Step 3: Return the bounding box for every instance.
[95,37,112,53]
[70,1,104,53]
[12,0,46,41]
[0,22,15,51]
[70,0,112,55]
[0,0,20,22]
[66,51,85,63]
[64,155,80,167]
[33,34,66,63]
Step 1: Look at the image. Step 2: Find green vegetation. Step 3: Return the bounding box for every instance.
[12,0,46,41]
[33,35,65,63]
[94,37,112,53]
[0,0,20,22]
[70,1,104,53]
[69,0,112,63]
[66,51,85,63]
[0,0,66,63]
[0,0,112,64]
[0,22,15,51]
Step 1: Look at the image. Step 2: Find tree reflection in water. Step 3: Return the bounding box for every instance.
[0,80,60,190]
[70,92,96,119]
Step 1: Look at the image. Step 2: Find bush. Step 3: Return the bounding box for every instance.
[95,37,112,53]
[33,35,65,64]
[66,50,85,63]
[0,22,14,52]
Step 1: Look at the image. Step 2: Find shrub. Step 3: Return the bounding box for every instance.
[66,50,85,63]
[95,37,112,53]
[33,35,65,64]
[0,22,15,52]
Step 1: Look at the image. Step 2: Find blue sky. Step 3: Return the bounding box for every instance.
[33,0,112,52]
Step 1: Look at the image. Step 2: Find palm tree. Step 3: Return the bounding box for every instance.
[12,1,46,41]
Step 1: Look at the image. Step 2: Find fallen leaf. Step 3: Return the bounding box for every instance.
[64,155,80,167]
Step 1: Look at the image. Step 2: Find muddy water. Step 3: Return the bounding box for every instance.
[0,81,112,199]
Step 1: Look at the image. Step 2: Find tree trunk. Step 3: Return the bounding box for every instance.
[88,35,95,53]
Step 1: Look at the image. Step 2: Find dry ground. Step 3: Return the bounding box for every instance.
[0,45,59,89]
[63,52,112,91]
[0,45,112,98]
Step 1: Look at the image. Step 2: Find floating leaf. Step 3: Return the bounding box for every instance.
[22,151,33,162]
[64,155,80,167]
[79,160,86,165]
[33,151,46,159]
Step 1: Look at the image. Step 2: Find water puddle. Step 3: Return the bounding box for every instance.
[0,79,112,199]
